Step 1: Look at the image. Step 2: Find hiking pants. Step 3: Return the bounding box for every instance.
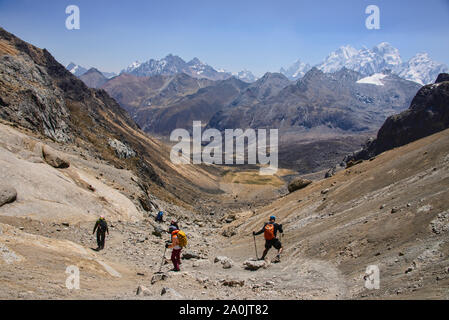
[97,231,106,249]
[171,248,182,271]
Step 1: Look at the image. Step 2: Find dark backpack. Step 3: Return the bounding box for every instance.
[98,219,107,232]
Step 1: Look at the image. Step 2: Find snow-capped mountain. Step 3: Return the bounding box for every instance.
[232,69,257,83]
[317,42,402,76]
[66,63,117,79]
[394,53,449,85]
[66,63,88,77]
[281,43,448,85]
[121,54,231,81]
[279,59,312,81]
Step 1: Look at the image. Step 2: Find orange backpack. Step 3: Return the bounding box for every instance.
[264,223,275,240]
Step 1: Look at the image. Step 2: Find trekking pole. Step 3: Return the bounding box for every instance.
[253,234,259,260]
[158,246,167,273]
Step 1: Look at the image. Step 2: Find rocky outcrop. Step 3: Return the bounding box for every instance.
[42,145,70,169]
[108,138,136,159]
[0,186,17,207]
[325,162,346,178]
[288,178,312,193]
[349,73,449,161]
[0,50,71,143]
[0,27,170,197]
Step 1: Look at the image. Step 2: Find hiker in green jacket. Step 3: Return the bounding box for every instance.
[93,215,109,250]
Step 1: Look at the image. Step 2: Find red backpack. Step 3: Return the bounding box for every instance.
[264,223,275,240]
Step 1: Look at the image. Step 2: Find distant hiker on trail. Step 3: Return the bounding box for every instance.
[155,211,164,223]
[93,215,109,251]
[253,216,283,262]
[165,225,188,272]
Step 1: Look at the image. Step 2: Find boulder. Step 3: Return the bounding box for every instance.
[214,256,230,264]
[287,178,312,193]
[151,273,168,284]
[222,228,236,238]
[430,211,449,235]
[136,285,152,296]
[161,287,183,299]
[222,279,245,287]
[152,225,164,238]
[0,186,17,207]
[192,259,209,268]
[213,256,234,268]
[182,251,201,260]
[222,260,233,269]
[243,259,269,271]
[42,145,70,169]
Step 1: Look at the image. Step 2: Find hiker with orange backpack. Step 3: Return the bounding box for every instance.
[165,225,188,272]
[253,216,283,262]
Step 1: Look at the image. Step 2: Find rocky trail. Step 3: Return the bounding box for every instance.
[1,121,449,300]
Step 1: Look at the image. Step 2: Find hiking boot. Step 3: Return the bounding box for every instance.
[272,255,281,263]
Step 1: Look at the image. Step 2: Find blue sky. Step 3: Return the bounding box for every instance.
[0,0,448,76]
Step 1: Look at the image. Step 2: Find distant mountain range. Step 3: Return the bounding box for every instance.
[121,54,259,82]
[66,62,117,79]
[67,42,447,86]
[281,43,448,85]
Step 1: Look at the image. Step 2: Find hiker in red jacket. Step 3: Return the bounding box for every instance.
[253,216,283,262]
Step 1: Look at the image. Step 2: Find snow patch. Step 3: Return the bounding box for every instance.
[356,73,387,86]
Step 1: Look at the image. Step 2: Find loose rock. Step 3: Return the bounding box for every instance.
[288,178,312,193]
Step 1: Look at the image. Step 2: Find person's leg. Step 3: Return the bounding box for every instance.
[175,249,181,271]
[261,240,271,260]
[171,249,176,270]
[260,249,269,260]
[274,239,283,261]
[96,231,101,249]
[171,249,181,271]
[100,232,105,249]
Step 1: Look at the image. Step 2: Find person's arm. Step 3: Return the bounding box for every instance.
[277,223,284,234]
[105,223,109,235]
[93,221,98,234]
[253,223,266,236]
[167,235,178,248]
